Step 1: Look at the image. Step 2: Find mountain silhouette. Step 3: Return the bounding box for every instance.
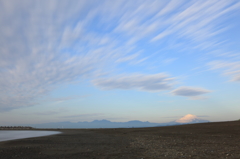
[28,114,209,128]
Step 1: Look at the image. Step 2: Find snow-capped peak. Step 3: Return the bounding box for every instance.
[175,114,199,123]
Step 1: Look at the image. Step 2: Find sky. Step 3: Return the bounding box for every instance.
[0,0,240,125]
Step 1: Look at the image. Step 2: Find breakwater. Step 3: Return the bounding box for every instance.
[0,126,33,130]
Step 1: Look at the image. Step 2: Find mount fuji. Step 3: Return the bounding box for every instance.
[175,114,209,124]
[161,114,209,126]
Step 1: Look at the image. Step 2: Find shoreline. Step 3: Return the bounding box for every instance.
[0,120,240,158]
[0,130,61,142]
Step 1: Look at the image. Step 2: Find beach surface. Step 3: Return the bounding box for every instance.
[0,120,239,159]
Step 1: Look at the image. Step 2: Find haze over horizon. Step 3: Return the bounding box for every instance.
[0,0,240,125]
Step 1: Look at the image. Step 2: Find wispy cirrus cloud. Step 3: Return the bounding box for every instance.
[141,0,239,49]
[0,1,138,110]
[0,0,239,111]
[208,60,240,82]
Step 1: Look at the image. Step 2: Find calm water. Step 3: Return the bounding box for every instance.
[0,130,61,142]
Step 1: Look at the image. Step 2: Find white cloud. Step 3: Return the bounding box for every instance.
[115,53,140,63]
[155,0,182,17]
[92,73,174,92]
[0,1,132,110]
[150,0,240,49]
[1,0,171,110]
[151,30,171,41]
[0,0,239,110]
[208,60,240,82]
[171,86,212,99]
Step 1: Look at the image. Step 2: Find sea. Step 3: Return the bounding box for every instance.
[0,130,61,142]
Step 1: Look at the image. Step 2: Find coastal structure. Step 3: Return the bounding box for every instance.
[0,126,33,130]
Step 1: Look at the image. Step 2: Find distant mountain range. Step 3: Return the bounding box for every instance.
[29,114,209,128]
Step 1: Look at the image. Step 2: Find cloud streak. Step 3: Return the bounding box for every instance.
[171,86,212,99]
[93,73,174,92]
[208,60,240,82]
[60,113,103,119]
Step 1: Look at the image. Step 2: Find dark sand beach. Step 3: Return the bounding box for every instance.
[0,121,240,159]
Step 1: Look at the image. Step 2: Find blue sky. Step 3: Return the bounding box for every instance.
[0,0,240,125]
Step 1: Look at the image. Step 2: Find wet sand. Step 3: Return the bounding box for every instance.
[0,120,240,159]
